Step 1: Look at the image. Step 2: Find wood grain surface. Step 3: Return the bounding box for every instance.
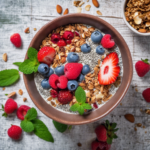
[0,0,150,150]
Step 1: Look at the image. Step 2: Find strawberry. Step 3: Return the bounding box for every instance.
[62,31,74,40]
[57,75,68,89]
[64,63,83,80]
[17,105,31,120]
[51,33,61,44]
[142,88,150,103]
[99,141,111,150]
[95,125,107,142]
[7,125,22,140]
[1,98,18,117]
[98,52,120,85]
[91,140,100,150]
[57,39,67,47]
[58,90,73,104]
[37,46,56,65]
[50,89,58,98]
[101,34,115,49]
[135,59,150,77]
[10,33,22,48]
[49,74,59,89]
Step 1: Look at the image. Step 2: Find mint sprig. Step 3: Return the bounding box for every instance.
[0,69,20,87]
[13,62,22,67]
[70,86,92,115]
[53,120,68,133]
[20,107,54,142]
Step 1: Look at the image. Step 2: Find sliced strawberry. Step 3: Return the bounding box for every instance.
[38,46,56,65]
[98,52,120,85]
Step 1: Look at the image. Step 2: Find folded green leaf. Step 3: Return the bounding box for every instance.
[68,125,72,130]
[21,120,34,132]
[82,103,92,110]
[5,94,8,96]
[13,62,22,67]
[107,137,112,144]
[70,103,80,112]
[0,69,20,87]
[53,120,68,133]
[25,108,37,121]
[75,86,86,103]
[27,47,38,61]
[78,105,84,115]
[32,119,54,142]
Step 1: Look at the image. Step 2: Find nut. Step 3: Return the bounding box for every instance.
[7,92,16,98]
[92,0,99,7]
[61,57,66,63]
[96,10,102,16]
[2,53,7,62]
[23,97,27,102]
[34,28,37,31]
[146,21,150,27]
[24,27,30,33]
[85,5,91,11]
[138,29,147,33]
[77,7,82,13]
[63,8,69,15]
[18,89,23,95]
[2,87,5,91]
[47,97,53,101]
[86,92,91,98]
[56,5,62,14]
[79,2,85,7]
[134,15,142,25]
[124,114,135,123]
[73,0,81,7]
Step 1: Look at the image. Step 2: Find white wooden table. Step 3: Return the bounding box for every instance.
[0,0,150,149]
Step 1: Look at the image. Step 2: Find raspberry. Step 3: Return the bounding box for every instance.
[16,105,31,120]
[142,88,150,102]
[7,125,22,140]
[51,33,61,44]
[58,90,73,104]
[99,141,111,150]
[57,39,67,47]
[50,89,58,98]
[49,74,59,89]
[57,75,68,89]
[62,31,74,40]
[10,33,22,48]
[91,140,100,150]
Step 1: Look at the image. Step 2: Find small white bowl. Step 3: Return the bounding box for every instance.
[122,0,150,36]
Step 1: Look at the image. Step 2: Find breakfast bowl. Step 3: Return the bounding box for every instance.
[122,0,150,36]
[23,13,133,125]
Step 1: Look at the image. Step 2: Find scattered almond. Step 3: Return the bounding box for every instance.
[85,5,91,11]
[34,28,37,31]
[79,2,85,7]
[61,57,66,63]
[146,21,150,27]
[7,92,16,98]
[63,8,69,15]
[47,97,53,101]
[56,5,62,14]
[73,0,81,7]
[92,0,99,8]
[24,27,30,33]
[18,89,23,95]
[2,53,7,62]
[77,7,82,13]
[96,10,102,16]
[124,114,135,123]
[136,123,142,127]
[23,97,27,102]
[138,29,147,33]
[2,87,5,91]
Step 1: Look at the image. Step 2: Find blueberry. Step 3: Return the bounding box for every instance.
[41,78,51,89]
[81,44,91,53]
[44,68,54,78]
[38,63,50,75]
[55,66,64,76]
[77,74,85,82]
[67,80,78,91]
[67,52,79,63]
[82,65,90,75]
[96,45,105,55]
[91,31,103,43]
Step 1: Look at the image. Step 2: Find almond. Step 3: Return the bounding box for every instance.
[18,89,23,95]
[77,7,82,13]
[23,97,27,102]
[96,10,102,16]
[63,8,69,15]
[85,5,91,11]
[61,57,66,63]
[2,53,7,62]
[7,92,16,98]
[24,27,30,33]
[124,114,135,123]
[56,5,62,14]
[92,0,99,8]
[138,29,147,33]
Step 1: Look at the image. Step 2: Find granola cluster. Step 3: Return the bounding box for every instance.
[125,0,150,33]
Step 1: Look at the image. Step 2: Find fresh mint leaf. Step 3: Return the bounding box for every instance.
[0,69,20,87]
[53,120,68,133]
[82,103,92,110]
[27,47,38,61]
[78,105,84,115]
[20,120,34,132]
[5,94,8,96]
[75,86,86,104]
[13,62,22,67]
[33,65,39,73]
[70,103,80,112]
[25,108,37,121]
[141,58,149,64]
[32,119,54,142]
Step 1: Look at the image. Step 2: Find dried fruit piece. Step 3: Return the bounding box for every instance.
[92,0,99,7]
[77,7,82,13]
[34,28,37,31]
[96,10,102,16]
[124,114,135,123]
[18,89,23,95]
[56,5,62,14]
[23,97,27,102]
[2,53,7,62]
[63,8,69,15]
[85,5,91,11]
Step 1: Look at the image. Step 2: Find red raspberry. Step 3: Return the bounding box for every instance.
[1,98,18,117]
[49,74,59,89]
[37,46,56,65]
[57,75,68,89]
[95,125,107,142]
[66,40,72,44]
[64,63,83,80]
[101,34,115,49]
[135,60,150,77]
[57,39,67,47]
[8,125,22,140]
[99,141,111,150]
[51,33,61,44]
[10,33,22,48]
[93,103,98,109]
[16,105,31,120]
[58,90,73,104]
[142,88,150,102]
[62,31,74,40]
[50,89,58,98]
[75,31,80,36]
[91,140,100,150]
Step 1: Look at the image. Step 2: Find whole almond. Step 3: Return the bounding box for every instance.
[2,53,7,62]
[24,27,30,33]
[7,92,16,98]
[124,114,135,123]
[138,29,147,33]
[63,8,69,15]
[92,0,99,8]
[56,5,62,14]
[96,10,102,16]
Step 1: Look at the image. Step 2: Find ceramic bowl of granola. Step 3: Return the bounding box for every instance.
[122,0,150,36]
[23,14,133,125]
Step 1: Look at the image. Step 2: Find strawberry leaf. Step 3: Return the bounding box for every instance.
[141,58,149,64]
[111,123,117,129]
[107,137,112,144]
[75,86,86,104]
[5,94,8,96]
[2,112,7,117]
[113,128,119,132]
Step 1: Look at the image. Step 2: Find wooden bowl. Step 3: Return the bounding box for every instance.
[24,14,133,125]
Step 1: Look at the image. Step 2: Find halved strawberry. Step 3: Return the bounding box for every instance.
[98,52,120,85]
[37,46,56,66]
